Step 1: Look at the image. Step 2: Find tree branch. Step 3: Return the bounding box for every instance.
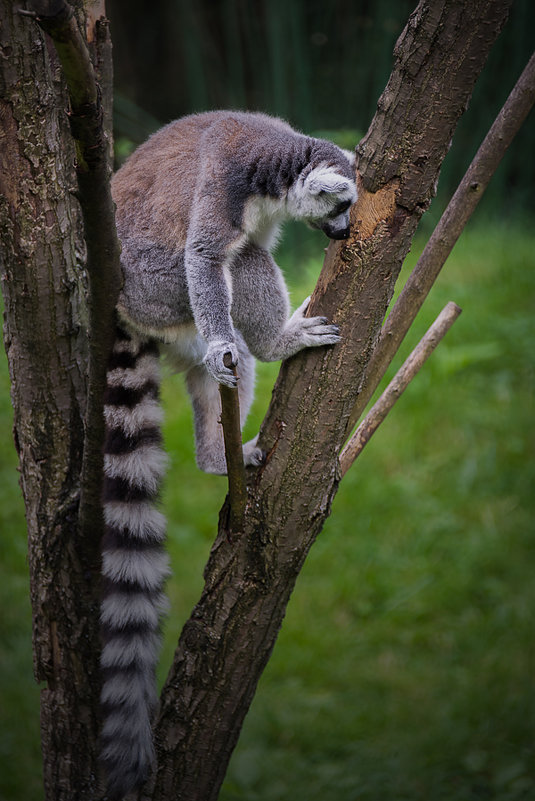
[344,49,535,437]
[219,354,246,534]
[340,301,462,475]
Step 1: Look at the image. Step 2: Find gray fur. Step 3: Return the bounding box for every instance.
[103,501,167,541]
[101,591,166,629]
[103,396,164,438]
[113,110,356,391]
[104,445,168,491]
[101,631,162,670]
[106,353,161,389]
[101,549,170,590]
[102,110,357,797]
[112,110,356,468]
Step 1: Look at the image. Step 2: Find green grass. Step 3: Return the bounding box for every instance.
[1,222,534,800]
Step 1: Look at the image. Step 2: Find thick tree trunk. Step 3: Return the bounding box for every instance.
[145,1,513,799]
[0,2,113,798]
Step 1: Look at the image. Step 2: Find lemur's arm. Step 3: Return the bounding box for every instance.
[185,162,242,387]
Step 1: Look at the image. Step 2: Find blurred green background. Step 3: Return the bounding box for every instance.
[1,1,534,799]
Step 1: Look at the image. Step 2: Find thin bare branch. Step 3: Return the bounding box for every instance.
[344,50,535,438]
[219,354,246,533]
[340,302,462,475]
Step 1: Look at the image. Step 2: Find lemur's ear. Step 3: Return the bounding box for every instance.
[306,166,352,195]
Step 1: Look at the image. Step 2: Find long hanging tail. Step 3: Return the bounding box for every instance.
[100,324,169,798]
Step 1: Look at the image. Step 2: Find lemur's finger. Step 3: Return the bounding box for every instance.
[308,325,341,337]
[218,371,239,388]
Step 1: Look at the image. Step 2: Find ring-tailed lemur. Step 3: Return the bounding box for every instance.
[100,110,356,797]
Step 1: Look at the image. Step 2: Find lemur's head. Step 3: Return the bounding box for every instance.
[287,148,357,240]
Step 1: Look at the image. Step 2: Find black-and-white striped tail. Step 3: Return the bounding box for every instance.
[100,325,169,798]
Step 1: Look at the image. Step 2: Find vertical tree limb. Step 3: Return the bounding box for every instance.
[2,1,118,797]
[24,5,121,796]
[340,301,462,474]
[219,354,246,534]
[344,50,535,437]
[26,0,123,545]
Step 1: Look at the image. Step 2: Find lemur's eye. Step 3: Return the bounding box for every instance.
[328,199,352,219]
[333,199,352,215]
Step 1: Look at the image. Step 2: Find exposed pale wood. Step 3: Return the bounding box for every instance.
[3,1,528,799]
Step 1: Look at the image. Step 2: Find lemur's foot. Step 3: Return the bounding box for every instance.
[243,435,265,468]
[197,437,264,475]
[291,296,341,348]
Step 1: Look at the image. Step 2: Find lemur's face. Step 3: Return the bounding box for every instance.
[312,195,353,240]
[287,161,357,240]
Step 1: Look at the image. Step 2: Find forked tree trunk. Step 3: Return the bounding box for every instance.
[0,1,516,800]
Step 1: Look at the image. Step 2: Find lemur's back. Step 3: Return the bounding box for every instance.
[111,110,328,254]
[112,113,215,249]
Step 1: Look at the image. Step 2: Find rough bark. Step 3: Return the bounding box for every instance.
[0,2,113,798]
[27,0,123,552]
[144,2,514,800]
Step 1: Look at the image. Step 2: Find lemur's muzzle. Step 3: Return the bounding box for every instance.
[326,225,351,240]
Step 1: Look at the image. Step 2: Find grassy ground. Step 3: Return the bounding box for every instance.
[1,222,533,800]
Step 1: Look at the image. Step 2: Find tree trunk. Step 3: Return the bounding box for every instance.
[0,2,113,798]
[145,1,513,799]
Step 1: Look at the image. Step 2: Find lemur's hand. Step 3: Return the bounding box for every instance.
[203,341,239,387]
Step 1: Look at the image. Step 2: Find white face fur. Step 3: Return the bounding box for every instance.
[286,160,358,240]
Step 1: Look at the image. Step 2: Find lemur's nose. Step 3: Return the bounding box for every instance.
[330,226,350,240]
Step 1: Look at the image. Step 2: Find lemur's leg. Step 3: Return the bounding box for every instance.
[230,243,340,363]
[185,332,263,475]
